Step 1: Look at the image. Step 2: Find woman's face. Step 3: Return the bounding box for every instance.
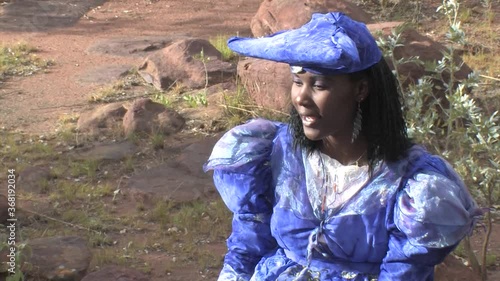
[290,71,365,141]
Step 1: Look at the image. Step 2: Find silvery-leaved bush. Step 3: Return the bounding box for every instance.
[377,1,499,279]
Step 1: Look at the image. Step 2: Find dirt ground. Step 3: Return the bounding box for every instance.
[0,0,499,280]
[0,0,260,134]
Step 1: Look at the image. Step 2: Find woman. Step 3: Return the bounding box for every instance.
[204,12,480,281]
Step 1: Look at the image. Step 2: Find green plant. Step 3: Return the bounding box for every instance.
[5,243,26,281]
[220,80,289,129]
[187,48,211,108]
[150,132,165,150]
[70,159,101,180]
[148,200,174,227]
[378,1,499,280]
[183,92,208,108]
[151,90,171,107]
[209,35,237,61]
[194,48,210,89]
[0,42,52,82]
[89,81,127,103]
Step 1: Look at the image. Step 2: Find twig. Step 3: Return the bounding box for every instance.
[219,104,290,117]
[219,104,258,116]
[242,104,290,116]
[480,74,500,82]
[33,103,88,110]
[23,209,103,234]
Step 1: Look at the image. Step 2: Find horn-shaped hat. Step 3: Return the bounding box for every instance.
[227,12,382,75]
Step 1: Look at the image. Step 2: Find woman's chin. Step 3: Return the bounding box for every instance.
[303,127,323,141]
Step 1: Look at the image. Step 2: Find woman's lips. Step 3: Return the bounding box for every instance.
[300,115,320,126]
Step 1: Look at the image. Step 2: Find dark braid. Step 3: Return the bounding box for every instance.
[289,105,320,154]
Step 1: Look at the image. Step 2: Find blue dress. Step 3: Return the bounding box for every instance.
[204,119,480,281]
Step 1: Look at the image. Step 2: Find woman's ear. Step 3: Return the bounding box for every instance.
[356,79,369,102]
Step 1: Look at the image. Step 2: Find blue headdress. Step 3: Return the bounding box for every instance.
[227,12,382,75]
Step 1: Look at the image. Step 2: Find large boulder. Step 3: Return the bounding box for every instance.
[122,98,185,136]
[125,136,219,203]
[237,58,292,112]
[23,236,92,281]
[86,36,187,58]
[251,0,372,37]
[138,38,236,90]
[76,102,127,134]
[17,165,53,194]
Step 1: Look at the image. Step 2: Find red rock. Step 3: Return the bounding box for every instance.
[122,98,185,136]
[251,0,373,37]
[76,102,127,134]
[138,38,236,90]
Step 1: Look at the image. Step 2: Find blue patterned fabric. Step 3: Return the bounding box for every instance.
[227,12,382,75]
[204,119,480,281]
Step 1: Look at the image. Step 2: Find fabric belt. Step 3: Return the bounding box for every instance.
[283,248,381,276]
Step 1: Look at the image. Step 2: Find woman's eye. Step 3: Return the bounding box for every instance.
[313,84,326,90]
[293,80,303,86]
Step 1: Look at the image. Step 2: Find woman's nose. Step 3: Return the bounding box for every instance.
[294,86,312,106]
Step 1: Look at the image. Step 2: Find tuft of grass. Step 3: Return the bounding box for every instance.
[458,7,472,23]
[70,159,101,180]
[151,89,171,107]
[220,81,289,129]
[89,71,145,103]
[91,248,128,268]
[150,132,165,150]
[61,209,90,225]
[0,132,58,163]
[0,42,53,82]
[89,81,127,103]
[148,201,175,227]
[220,82,253,128]
[209,35,237,62]
[183,92,208,108]
[122,156,135,174]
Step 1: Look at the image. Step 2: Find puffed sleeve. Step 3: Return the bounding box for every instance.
[379,155,481,280]
[203,119,283,280]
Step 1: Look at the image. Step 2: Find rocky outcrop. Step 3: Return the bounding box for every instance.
[17,166,53,194]
[76,102,127,134]
[122,98,185,136]
[125,136,219,203]
[138,38,236,90]
[250,0,372,37]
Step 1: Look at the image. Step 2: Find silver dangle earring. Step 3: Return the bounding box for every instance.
[351,103,362,143]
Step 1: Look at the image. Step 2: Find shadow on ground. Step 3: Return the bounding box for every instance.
[0,0,107,32]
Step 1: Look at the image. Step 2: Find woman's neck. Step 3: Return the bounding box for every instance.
[320,135,368,166]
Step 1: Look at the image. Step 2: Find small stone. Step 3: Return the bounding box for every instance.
[167,227,178,233]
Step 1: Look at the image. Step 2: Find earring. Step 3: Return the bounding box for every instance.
[351,103,362,143]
